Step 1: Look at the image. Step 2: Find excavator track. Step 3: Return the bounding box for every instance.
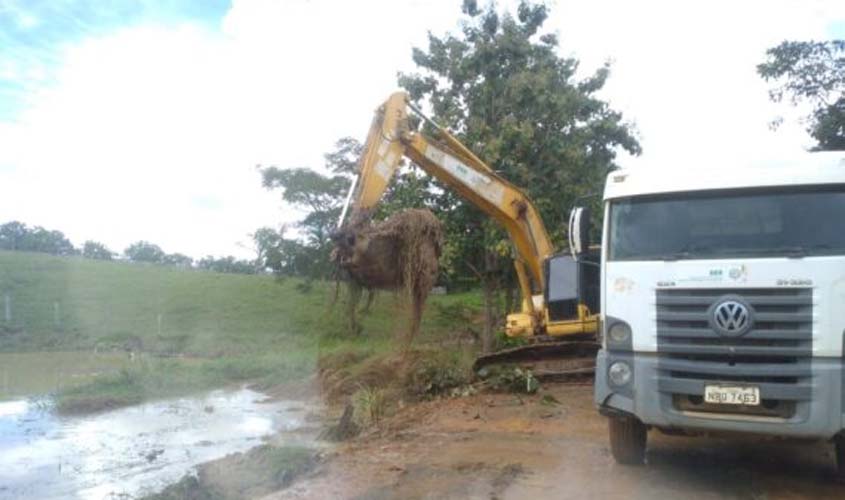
[473,338,599,382]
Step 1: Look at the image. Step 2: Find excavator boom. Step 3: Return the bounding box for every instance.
[340,91,598,348]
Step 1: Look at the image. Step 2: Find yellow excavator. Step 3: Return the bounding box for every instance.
[338,91,600,374]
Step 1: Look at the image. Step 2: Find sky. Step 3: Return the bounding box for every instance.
[0,0,843,260]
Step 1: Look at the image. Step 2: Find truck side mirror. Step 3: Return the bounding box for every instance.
[568,206,590,257]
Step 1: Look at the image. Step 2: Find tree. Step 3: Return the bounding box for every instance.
[260,135,439,281]
[373,167,438,221]
[252,225,314,277]
[398,0,640,350]
[758,40,845,150]
[28,227,77,255]
[0,221,76,256]
[124,241,165,263]
[252,226,283,272]
[163,253,193,268]
[259,138,361,279]
[0,222,29,251]
[82,240,115,260]
[197,255,256,274]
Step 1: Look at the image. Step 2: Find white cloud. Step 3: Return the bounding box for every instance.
[0,0,842,258]
[0,0,457,258]
[1,24,285,258]
[550,0,845,168]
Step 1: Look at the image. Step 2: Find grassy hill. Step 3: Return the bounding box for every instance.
[0,250,482,411]
[0,250,343,354]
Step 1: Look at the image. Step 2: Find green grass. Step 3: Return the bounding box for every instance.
[53,354,317,414]
[0,250,482,412]
[0,250,344,354]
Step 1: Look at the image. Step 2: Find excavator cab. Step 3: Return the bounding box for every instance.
[551,205,601,319]
[544,252,600,323]
[536,206,600,337]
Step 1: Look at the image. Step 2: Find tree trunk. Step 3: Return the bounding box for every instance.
[481,249,499,354]
[503,267,516,314]
[346,282,363,335]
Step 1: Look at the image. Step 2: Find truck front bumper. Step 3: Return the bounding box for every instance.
[595,349,845,439]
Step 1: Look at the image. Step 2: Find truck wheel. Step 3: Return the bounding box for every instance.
[608,416,647,465]
[835,434,845,483]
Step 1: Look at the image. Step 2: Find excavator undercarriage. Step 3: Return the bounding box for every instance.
[473,337,599,381]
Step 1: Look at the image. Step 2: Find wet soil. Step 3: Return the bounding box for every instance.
[148,444,319,500]
[266,383,844,500]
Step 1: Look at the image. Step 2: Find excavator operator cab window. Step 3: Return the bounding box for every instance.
[545,255,578,321]
[544,252,601,322]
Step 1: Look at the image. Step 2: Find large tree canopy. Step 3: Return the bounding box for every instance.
[400,0,639,249]
[396,0,640,348]
[758,40,845,150]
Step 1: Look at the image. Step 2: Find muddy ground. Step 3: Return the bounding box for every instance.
[265,383,844,500]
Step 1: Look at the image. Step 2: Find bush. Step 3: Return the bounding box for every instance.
[478,366,539,394]
[404,350,472,399]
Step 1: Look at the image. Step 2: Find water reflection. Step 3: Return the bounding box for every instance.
[0,400,29,418]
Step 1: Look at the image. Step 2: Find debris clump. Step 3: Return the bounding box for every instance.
[333,208,443,342]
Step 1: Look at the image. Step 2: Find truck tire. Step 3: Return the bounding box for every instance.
[608,416,647,465]
[835,434,845,483]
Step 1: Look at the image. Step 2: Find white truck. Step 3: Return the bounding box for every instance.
[593,152,845,475]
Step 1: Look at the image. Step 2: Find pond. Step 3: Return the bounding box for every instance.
[0,388,319,499]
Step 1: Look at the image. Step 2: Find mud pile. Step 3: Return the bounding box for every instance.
[334,208,443,341]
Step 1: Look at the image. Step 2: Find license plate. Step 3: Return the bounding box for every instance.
[704,385,760,406]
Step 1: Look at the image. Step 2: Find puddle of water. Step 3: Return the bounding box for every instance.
[0,388,319,500]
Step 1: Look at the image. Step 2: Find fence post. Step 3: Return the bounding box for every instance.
[157,313,163,336]
[4,293,10,324]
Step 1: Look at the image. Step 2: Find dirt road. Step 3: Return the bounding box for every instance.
[267,383,844,500]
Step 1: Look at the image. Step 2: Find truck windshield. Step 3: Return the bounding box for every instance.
[609,185,845,261]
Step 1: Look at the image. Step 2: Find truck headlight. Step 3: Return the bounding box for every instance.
[608,322,631,343]
[608,361,632,386]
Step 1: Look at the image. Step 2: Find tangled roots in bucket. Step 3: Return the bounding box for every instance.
[333,209,443,343]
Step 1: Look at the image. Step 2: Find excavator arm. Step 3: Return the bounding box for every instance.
[339,92,596,338]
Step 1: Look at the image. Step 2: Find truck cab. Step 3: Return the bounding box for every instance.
[593,152,845,473]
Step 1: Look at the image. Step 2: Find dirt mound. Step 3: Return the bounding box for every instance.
[334,209,444,342]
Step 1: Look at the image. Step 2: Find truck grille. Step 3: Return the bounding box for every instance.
[655,288,813,417]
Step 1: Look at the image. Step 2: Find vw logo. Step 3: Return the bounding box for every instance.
[709,297,753,336]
